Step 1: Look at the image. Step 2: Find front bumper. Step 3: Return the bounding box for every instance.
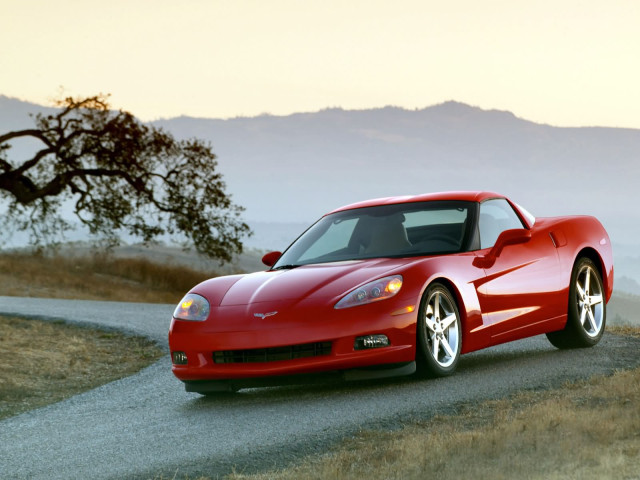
[168,296,418,390]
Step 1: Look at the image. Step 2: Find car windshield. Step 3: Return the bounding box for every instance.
[273,201,473,268]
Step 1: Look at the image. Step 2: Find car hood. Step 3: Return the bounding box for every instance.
[194,258,414,307]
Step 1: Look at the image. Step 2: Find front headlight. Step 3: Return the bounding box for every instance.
[334,275,403,309]
[173,293,210,321]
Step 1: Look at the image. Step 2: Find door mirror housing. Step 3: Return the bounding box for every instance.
[262,251,282,267]
[473,228,531,269]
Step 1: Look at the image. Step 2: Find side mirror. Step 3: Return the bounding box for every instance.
[261,251,282,267]
[473,229,531,269]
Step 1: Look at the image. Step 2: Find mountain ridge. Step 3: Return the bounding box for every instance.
[2,94,639,245]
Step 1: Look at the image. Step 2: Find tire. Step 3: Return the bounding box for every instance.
[546,257,606,349]
[416,283,462,377]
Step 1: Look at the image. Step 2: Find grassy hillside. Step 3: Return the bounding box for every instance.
[0,251,219,304]
[608,291,640,326]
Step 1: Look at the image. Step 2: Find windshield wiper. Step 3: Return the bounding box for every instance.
[272,264,302,270]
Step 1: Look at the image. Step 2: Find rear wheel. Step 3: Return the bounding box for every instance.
[546,257,606,349]
[417,283,462,377]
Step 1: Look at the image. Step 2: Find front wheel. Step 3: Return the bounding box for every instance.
[417,283,462,377]
[546,257,606,349]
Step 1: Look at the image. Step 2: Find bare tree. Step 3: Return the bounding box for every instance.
[0,94,250,261]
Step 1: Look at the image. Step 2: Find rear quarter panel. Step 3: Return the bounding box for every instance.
[539,215,613,302]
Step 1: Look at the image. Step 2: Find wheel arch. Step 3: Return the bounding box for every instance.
[546,247,607,349]
[422,276,467,335]
[574,247,608,297]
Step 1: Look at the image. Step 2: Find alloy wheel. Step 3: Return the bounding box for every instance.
[424,290,460,367]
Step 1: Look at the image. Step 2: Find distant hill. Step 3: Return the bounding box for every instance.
[148,102,639,245]
[615,276,640,296]
[0,95,56,131]
[1,95,639,280]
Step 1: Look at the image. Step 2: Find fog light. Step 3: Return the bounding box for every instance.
[355,334,390,350]
[172,351,188,365]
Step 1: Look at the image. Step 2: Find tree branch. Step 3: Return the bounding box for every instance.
[0,93,251,261]
[0,129,52,145]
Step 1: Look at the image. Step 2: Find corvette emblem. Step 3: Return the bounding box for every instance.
[253,311,278,319]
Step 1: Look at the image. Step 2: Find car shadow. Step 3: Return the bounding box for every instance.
[180,330,640,410]
[179,337,568,409]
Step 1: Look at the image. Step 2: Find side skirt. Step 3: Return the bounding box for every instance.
[490,314,567,346]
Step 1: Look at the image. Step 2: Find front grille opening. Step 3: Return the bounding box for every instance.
[213,341,332,364]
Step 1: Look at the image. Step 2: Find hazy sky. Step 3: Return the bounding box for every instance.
[1,0,639,127]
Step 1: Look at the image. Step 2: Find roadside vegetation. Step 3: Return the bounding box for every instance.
[0,315,164,420]
[227,333,640,480]
[0,249,187,420]
[0,250,218,304]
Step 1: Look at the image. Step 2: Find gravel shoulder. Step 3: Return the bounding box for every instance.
[1,295,639,480]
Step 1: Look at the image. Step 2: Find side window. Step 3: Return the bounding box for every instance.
[479,199,524,249]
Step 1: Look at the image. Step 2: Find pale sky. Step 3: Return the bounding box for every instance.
[1,0,639,128]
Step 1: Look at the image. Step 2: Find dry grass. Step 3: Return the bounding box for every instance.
[225,327,640,480]
[0,315,164,420]
[227,369,640,480]
[0,251,217,304]
[0,250,200,419]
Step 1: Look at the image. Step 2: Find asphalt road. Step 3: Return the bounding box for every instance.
[1,295,639,480]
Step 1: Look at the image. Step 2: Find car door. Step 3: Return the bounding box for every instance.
[474,199,565,345]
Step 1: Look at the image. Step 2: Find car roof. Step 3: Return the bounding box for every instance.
[328,191,505,214]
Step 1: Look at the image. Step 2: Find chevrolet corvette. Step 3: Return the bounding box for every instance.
[169,191,613,393]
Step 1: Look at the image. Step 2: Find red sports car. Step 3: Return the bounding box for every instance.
[169,191,613,393]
